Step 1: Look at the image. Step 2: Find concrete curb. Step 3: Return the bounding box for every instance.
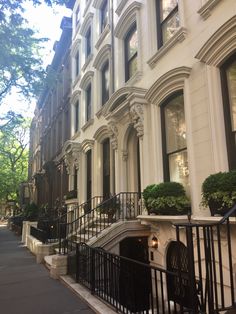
[60,275,117,314]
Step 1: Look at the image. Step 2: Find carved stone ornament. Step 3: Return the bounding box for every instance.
[130,104,144,138]
[72,150,80,170]
[64,154,72,175]
[122,150,128,162]
[108,122,118,150]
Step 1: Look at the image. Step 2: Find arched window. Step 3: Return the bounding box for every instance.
[161,92,189,191]
[124,23,138,82]
[101,61,109,105]
[86,26,91,58]
[100,0,108,33]
[103,138,110,198]
[221,53,236,170]
[86,83,92,121]
[75,100,79,132]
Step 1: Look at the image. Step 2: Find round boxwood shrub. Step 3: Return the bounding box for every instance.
[201,171,236,215]
[143,182,190,215]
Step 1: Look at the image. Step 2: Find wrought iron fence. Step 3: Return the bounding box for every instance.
[173,204,236,313]
[70,242,196,314]
[59,192,143,254]
[30,226,47,244]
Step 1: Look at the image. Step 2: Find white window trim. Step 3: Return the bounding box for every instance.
[80,71,94,127]
[198,0,222,20]
[93,44,111,110]
[114,1,142,87]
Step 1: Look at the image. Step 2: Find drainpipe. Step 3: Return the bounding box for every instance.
[110,0,115,94]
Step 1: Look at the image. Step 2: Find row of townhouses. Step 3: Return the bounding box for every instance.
[28,0,236,312]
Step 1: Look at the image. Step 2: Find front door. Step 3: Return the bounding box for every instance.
[119,237,151,312]
[86,150,92,212]
[102,138,110,199]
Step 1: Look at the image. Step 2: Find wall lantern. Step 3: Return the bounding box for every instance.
[151,235,158,249]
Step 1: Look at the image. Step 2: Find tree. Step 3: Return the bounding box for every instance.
[0,0,70,105]
[0,112,29,202]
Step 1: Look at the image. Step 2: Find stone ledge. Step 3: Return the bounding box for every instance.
[61,275,117,314]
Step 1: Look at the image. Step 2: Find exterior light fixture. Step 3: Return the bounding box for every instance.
[151,235,158,249]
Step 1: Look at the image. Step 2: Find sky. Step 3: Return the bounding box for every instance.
[1,1,71,118]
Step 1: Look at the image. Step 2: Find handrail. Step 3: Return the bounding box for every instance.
[59,195,103,223]
[59,192,143,253]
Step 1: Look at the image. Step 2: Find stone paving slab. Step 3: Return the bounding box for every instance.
[0,225,95,314]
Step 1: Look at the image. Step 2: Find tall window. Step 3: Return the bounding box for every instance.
[101,0,108,33]
[74,166,78,191]
[101,61,109,105]
[75,101,79,132]
[86,83,92,121]
[156,0,179,48]
[75,51,80,77]
[124,23,138,82]
[221,54,236,169]
[86,26,91,58]
[103,138,110,198]
[161,92,189,191]
[86,149,92,202]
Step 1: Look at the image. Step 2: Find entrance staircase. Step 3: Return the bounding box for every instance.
[58,192,143,254]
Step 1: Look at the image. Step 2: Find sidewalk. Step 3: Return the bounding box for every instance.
[0,225,95,314]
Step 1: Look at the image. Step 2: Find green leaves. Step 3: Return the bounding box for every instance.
[0,0,69,105]
[0,112,29,202]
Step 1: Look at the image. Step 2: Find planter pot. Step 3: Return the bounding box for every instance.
[208,199,230,216]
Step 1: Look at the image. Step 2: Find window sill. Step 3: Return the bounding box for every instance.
[96,106,104,119]
[73,22,81,40]
[197,0,221,20]
[125,70,142,86]
[82,54,93,72]
[73,74,81,89]
[83,0,92,17]
[71,131,81,140]
[115,0,127,16]
[95,24,110,50]
[82,118,94,131]
[147,27,187,69]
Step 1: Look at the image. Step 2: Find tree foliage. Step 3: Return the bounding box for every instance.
[0,0,69,104]
[0,112,29,202]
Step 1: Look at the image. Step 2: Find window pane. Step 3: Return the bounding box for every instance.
[101,0,108,32]
[102,62,109,105]
[127,28,138,60]
[162,10,179,43]
[86,84,91,121]
[165,94,186,153]
[128,55,138,78]
[161,0,178,21]
[86,27,91,57]
[169,150,189,193]
[226,60,236,131]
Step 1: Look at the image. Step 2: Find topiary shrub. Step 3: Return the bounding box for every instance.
[201,171,236,216]
[143,182,190,215]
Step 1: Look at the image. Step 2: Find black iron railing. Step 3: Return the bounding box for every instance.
[69,242,195,314]
[60,196,103,224]
[30,226,47,243]
[59,192,143,254]
[173,203,236,313]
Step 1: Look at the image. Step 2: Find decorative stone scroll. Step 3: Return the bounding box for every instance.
[108,121,118,150]
[62,140,81,174]
[129,104,144,138]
